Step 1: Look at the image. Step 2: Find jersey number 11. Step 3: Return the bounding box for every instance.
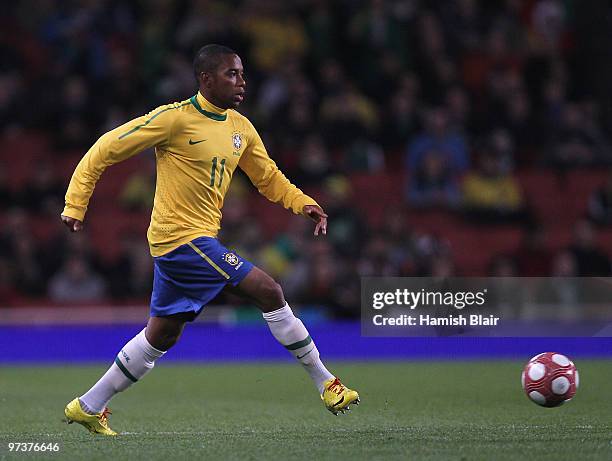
[210,156,226,188]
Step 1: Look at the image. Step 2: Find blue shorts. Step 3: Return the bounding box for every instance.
[150,237,254,319]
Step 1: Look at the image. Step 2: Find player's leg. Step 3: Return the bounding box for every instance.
[231,267,331,388]
[230,267,360,413]
[66,243,202,435]
[66,236,240,434]
[79,313,192,411]
[65,313,192,435]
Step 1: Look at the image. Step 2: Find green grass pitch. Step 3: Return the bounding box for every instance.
[0,361,610,460]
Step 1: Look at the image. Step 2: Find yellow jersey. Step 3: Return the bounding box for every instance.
[62,92,318,257]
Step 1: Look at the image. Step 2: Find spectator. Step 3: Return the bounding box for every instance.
[284,239,348,313]
[239,0,308,73]
[48,256,107,303]
[347,0,411,97]
[20,162,65,216]
[551,250,578,277]
[0,164,15,211]
[119,157,156,212]
[501,89,538,164]
[406,107,469,180]
[255,58,303,123]
[548,103,610,167]
[529,0,567,54]
[549,250,581,321]
[0,256,19,305]
[379,205,416,276]
[462,145,526,223]
[107,233,153,300]
[412,232,452,277]
[429,253,456,277]
[0,71,27,135]
[11,233,45,296]
[320,83,378,147]
[588,171,612,225]
[51,231,104,276]
[303,0,336,63]
[294,134,334,185]
[513,226,553,277]
[0,209,30,260]
[322,176,366,257]
[488,255,518,277]
[380,84,419,150]
[54,77,98,150]
[413,12,456,102]
[358,236,397,277]
[344,137,385,173]
[407,148,461,209]
[567,220,611,276]
[445,85,471,133]
[487,254,521,319]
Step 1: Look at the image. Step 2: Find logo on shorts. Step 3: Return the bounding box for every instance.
[224,252,239,266]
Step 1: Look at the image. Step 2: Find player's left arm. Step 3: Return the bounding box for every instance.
[238,124,327,236]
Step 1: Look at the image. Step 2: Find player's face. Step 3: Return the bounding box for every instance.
[209,54,246,109]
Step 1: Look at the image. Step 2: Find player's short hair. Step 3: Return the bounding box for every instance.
[193,44,237,81]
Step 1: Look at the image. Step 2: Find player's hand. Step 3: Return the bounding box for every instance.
[61,214,83,232]
[303,205,328,236]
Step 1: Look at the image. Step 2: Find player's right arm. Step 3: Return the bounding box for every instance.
[61,105,177,231]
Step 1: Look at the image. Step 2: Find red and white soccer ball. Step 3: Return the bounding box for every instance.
[521,352,579,407]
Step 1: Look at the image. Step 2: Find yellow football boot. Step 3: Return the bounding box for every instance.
[321,377,360,415]
[64,398,117,436]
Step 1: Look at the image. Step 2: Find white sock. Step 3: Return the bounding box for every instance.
[80,328,165,414]
[263,303,334,393]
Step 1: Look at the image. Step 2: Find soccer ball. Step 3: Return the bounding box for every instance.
[521,352,579,407]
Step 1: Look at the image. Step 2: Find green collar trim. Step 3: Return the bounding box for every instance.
[190,95,227,121]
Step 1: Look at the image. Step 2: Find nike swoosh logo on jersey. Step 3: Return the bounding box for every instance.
[296,348,314,360]
[189,138,207,145]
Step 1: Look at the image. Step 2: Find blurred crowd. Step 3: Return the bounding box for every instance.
[1,0,612,316]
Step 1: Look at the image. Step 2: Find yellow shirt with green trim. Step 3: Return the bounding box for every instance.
[62,92,319,257]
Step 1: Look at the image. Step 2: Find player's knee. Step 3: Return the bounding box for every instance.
[160,330,182,350]
[148,327,182,351]
[165,328,183,350]
[260,280,285,311]
[146,315,190,351]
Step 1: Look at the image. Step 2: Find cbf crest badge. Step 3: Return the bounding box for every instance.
[232,133,242,150]
[224,252,239,266]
